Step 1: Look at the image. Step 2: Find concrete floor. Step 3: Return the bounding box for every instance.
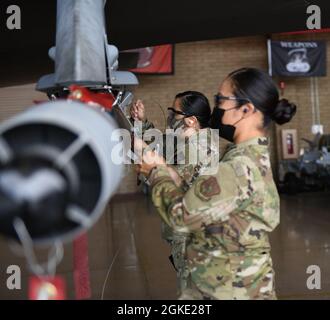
[1,192,330,300]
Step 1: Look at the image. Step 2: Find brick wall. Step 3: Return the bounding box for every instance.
[1,34,330,194]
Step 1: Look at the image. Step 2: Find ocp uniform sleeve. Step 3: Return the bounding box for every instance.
[130,118,155,136]
[150,157,254,233]
[150,165,185,229]
[141,118,155,132]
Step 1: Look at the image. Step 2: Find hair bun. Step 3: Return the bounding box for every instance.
[272,99,297,125]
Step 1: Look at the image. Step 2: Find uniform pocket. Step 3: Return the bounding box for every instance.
[188,254,233,299]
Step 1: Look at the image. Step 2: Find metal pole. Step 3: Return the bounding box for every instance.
[55,0,108,86]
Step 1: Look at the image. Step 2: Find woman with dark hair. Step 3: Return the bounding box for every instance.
[168,91,212,131]
[136,68,296,300]
[131,91,220,296]
[130,90,212,133]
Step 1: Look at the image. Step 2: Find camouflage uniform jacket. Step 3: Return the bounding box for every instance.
[137,119,220,293]
[173,128,220,191]
[161,128,220,292]
[149,137,279,300]
[162,128,220,240]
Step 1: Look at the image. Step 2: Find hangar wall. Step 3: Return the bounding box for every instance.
[0,33,330,194]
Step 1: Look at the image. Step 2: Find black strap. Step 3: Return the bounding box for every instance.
[168,255,178,271]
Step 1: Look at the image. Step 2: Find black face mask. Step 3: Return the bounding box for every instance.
[209,107,243,142]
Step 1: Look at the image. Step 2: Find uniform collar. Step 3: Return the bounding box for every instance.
[236,136,269,148]
[184,127,210,142]
[227,136,269,152]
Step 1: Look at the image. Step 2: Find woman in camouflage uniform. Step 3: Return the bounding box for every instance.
[131,92,220,296]
[136,68,297,300]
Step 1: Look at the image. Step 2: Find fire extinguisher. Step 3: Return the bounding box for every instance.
[279,81,285,97]
[286,133,294,155]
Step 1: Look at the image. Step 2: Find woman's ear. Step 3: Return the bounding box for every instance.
[183,117,193,128]
[184,116,197,127]
[242,103,255,117]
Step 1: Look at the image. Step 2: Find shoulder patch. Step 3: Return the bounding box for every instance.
[233,162,245,177]
[258,137,269,146]
[195,176,221,201]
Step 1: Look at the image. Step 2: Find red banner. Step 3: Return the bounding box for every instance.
[124,45,174,74]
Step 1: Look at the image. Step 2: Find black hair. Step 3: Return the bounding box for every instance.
[174,91,211,128]
[227,68,297,127]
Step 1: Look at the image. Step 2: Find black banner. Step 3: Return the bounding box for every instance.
[268,40,327,77]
